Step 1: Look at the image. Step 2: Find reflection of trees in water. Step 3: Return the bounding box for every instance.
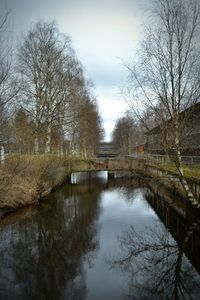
[116,187,147,206]
[107,177,146,206]
[120,188,138,205]
[108,219,200,300]
[0,186,101,299]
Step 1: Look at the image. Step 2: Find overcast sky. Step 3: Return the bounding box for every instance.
[1,0,149,140]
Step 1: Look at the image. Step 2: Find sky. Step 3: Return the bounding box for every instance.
[1,0,149,141]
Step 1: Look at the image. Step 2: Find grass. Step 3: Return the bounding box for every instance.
[148,159,200,180]
[0,154,70,210]
[181,165,200,178]
[0,154,99,212]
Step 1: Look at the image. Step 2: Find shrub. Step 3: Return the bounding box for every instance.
[0,155,67,209]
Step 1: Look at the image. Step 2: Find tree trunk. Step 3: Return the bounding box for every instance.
[174,119,199,207]
[0,145,5,164]
[45,102,52,154]
[34,136,39,155]
[45,123,51,154]
[60,140,64,157]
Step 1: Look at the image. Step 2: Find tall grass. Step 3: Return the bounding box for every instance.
[0,155,67,209]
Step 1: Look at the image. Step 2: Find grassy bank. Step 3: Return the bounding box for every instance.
[146,162,200,205]
[0,155,71,212]
[147,160,200,181]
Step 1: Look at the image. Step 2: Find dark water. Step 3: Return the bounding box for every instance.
[0,171,200,300]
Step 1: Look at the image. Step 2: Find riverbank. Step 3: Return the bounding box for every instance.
[145,163,200,202]
[0,155,71,218]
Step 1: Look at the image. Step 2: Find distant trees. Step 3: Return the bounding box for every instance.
[112,114,142,155]
[72,97,103,157]
[124,0,200,201]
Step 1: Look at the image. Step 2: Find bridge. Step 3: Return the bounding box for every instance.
[66,157,145,177]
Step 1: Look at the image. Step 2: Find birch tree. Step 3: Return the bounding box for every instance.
[18,21,73,154]
[0,8,18,160]
[18,21,103,156]
[124,0,200,204]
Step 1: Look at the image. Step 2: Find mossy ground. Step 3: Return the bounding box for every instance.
[149,160,200,180]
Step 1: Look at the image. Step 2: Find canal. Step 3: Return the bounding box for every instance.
[0,171,200,299]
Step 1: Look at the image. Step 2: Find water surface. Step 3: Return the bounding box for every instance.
[0,171,200,299]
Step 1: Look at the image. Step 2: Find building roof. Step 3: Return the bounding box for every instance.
[146,102,200,136]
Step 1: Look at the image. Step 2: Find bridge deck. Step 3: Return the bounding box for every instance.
[65,158,145,173]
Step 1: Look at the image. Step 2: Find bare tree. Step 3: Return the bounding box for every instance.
[18,21,103,157]
[0,8,12,108]
[77,96,103,157]
[18,21,74,154]
[124,0,200,203]
[0,8,18,161]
